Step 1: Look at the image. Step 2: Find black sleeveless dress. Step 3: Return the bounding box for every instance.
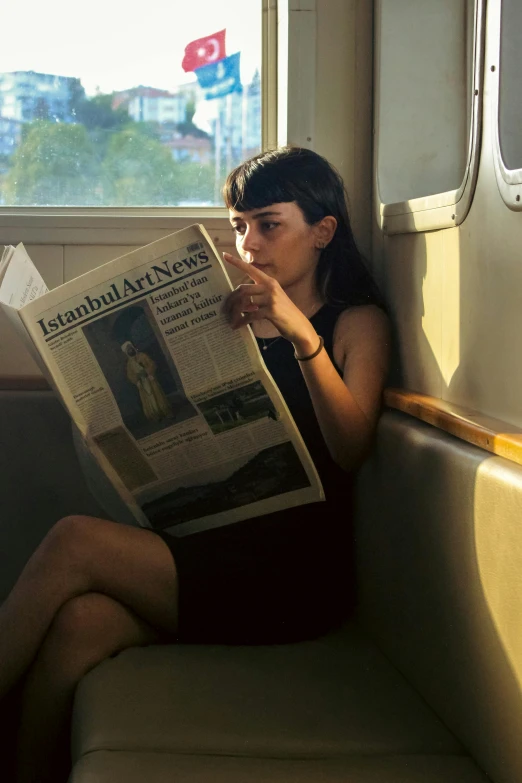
[157,305,356,644]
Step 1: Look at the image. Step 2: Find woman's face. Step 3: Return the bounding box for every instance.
[229,201,321,291]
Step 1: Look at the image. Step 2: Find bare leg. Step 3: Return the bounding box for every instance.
[0,515,178,700]
[16,591,164,783]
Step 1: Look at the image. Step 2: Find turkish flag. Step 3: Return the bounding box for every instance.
[182,30,226,73]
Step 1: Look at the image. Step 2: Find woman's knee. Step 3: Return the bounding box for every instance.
[34,516,179,637]
[38,515,115,585]
[43,592,159,681]
[45,514,107,553]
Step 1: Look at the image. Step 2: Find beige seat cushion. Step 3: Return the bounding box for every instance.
[70,752,489,783]
[355,411,522,783]
[72,622,462,764]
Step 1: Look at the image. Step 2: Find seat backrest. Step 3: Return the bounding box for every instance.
[0,391,105,602]
[355,410,522,783]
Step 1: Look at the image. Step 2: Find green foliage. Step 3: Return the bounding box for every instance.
[185,98,196,124]
[68,78,87,118]
[176,161,214,204]
[128,121,162,141]
[75,94,129,131]
[175,120,209,139]
[5,121,102,206]
[2,93,219,206]
[102,129,183,206]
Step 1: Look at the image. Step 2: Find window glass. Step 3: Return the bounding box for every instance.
[498,0,522,172]
[0,1,262,207]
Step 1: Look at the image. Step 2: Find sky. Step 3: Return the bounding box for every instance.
[0,0,261,96]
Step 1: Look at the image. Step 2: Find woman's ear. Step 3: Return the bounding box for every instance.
[314,216,337,249]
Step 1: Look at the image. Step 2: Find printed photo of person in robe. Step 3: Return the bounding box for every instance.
[121,341,172,422]
[82,300,197,440]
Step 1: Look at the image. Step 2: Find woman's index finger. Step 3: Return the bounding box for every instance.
[222,252,269,284]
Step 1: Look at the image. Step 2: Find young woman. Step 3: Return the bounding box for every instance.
[0,146,389,782]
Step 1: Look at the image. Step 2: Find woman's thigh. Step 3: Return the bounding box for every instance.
[43,516,179,635]
[37,591,165,678]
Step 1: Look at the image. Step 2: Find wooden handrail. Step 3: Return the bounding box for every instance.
[385,388,522,467]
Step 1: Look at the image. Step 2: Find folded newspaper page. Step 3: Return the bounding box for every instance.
[0,227,324,535]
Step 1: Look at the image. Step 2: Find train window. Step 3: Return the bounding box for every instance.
[374,0,484,234]
[492,0,522,210]
[0,0,262,210]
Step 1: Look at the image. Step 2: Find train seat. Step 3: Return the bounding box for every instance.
[69,618,487,782]
[69,754,487,783]
[67,407,512,783]
[354,409,522,783]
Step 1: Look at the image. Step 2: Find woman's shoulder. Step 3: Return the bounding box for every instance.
[332,304,390,368]
[335,303,389,332]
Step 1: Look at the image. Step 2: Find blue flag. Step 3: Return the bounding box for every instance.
[195,52,242,99]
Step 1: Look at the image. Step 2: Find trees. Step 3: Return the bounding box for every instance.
[5,121,188,206]
[75,94,129,131]
[5,121,102,206]
[175,97,209,139]
[2,92,219,206]
[102,129,182,205]
[175,160,214,205]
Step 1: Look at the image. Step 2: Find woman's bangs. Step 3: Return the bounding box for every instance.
[223,164,294,212]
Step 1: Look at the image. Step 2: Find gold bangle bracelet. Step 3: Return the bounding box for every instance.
[294,335,324,362]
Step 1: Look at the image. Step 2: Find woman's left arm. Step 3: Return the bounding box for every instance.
[295,306,390,471]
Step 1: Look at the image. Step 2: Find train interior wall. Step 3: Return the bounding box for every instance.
[372,0,522,430]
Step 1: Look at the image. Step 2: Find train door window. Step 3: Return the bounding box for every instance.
[0,0,263,209]
[492,0,522,209]
[374,0,484,234]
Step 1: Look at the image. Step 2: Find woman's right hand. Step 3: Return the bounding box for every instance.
[222,252,320,356]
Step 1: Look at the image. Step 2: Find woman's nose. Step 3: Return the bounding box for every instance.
[240,226,260,254]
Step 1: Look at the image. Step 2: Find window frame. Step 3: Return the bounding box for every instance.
[0,0,280,246]
[491,0,522,210]
[374,0,485,236]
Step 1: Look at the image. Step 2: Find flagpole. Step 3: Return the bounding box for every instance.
[241,85,248,160]
[226,93,233,172]
[184,42,241,201]
[214,102,222,205]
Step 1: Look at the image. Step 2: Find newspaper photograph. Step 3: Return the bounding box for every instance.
[0,226,323,535]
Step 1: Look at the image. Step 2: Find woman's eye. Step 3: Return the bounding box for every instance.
[233,225,246,235]
[262,222,278,231]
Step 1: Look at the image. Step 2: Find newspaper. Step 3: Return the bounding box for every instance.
[0,226,323,535]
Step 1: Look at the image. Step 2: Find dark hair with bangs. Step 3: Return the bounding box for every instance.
[223,146,382,308]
